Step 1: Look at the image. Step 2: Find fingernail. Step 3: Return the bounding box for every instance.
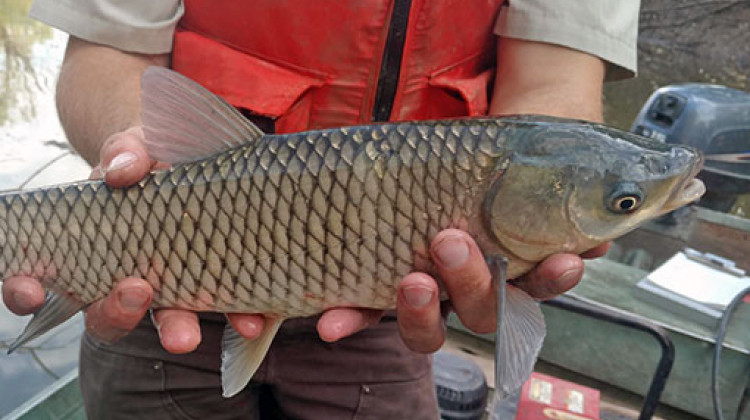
[328,321,345,341]
[106,152,137,173]
[12,291,38,312]
[238,318,262,340]
[434,237,470,269]
[163,328,201,353]
[119,289,149,313]
[402,285,434,309]
[559,268,581,285]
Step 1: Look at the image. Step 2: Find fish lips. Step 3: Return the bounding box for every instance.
[661,147,706,213]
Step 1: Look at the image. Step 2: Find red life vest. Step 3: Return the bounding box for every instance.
[173,0,504,133]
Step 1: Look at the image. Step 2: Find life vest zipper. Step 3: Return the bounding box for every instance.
[371,0,413,122]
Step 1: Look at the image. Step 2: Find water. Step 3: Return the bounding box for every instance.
[0,1,89,415]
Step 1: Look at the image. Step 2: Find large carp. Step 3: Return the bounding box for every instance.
[0,68,705,397]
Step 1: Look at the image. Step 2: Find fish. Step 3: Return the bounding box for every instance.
[0,67,705,398]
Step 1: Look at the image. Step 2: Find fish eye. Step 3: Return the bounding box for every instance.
[611,195,641,213]
[606,182,644,214]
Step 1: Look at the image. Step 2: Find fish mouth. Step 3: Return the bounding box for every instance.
[660,178,705,214]
[661,152,706,213]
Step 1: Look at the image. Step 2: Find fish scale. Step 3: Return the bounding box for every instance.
[0,120,500,317]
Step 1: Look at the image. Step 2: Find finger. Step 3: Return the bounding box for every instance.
[99,126,154,188]
[431,229,495,334]
[316,308,383,343]
[581,242,611,259]
[1,276,46,315]
[152,308,202,354]
[515,253,584,300]
[396,273,444,353]
[84,277,153,343]
[226,313,266,340]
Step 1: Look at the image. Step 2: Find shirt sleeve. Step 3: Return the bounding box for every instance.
[29,0,183,54]
[494,0,640,80]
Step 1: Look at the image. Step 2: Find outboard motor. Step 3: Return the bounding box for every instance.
[632,84,750,212]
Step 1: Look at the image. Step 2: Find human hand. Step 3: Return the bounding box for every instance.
[314,228,609,348]
[0,127,266,353]
[395,229,609,353]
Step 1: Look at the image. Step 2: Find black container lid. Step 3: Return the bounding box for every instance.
[433,351,488,420]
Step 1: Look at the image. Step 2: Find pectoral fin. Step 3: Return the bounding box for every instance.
[8,290,85,353]
[486,256,546,399]
[496,285,546,398]
[220,317,284,398]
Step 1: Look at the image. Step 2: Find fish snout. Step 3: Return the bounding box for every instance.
[659,146,705,212]
[662,176,706,213]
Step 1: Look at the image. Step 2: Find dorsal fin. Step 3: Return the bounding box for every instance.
[140,66,264,164]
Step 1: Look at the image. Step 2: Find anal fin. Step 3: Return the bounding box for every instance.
[221,317,284,398]
[8,290,86,353]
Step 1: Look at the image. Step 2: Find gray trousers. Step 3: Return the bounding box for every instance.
[79,315,439,420]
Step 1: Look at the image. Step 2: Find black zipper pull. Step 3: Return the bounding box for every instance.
[372,0,413,122]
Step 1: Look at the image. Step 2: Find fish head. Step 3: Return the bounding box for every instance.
[483,119,705,266]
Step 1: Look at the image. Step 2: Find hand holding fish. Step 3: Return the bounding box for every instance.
[395,230,609,353]
[0,126,605,354]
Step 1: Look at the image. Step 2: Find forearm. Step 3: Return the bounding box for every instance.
[489,38,606,122]
[56,37,169,165]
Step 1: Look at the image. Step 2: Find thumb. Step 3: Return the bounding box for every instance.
[98,126,155,187]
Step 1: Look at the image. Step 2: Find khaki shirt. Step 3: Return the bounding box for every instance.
[31,0,639,78]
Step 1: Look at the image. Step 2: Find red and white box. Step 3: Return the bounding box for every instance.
[515,372,600,420]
